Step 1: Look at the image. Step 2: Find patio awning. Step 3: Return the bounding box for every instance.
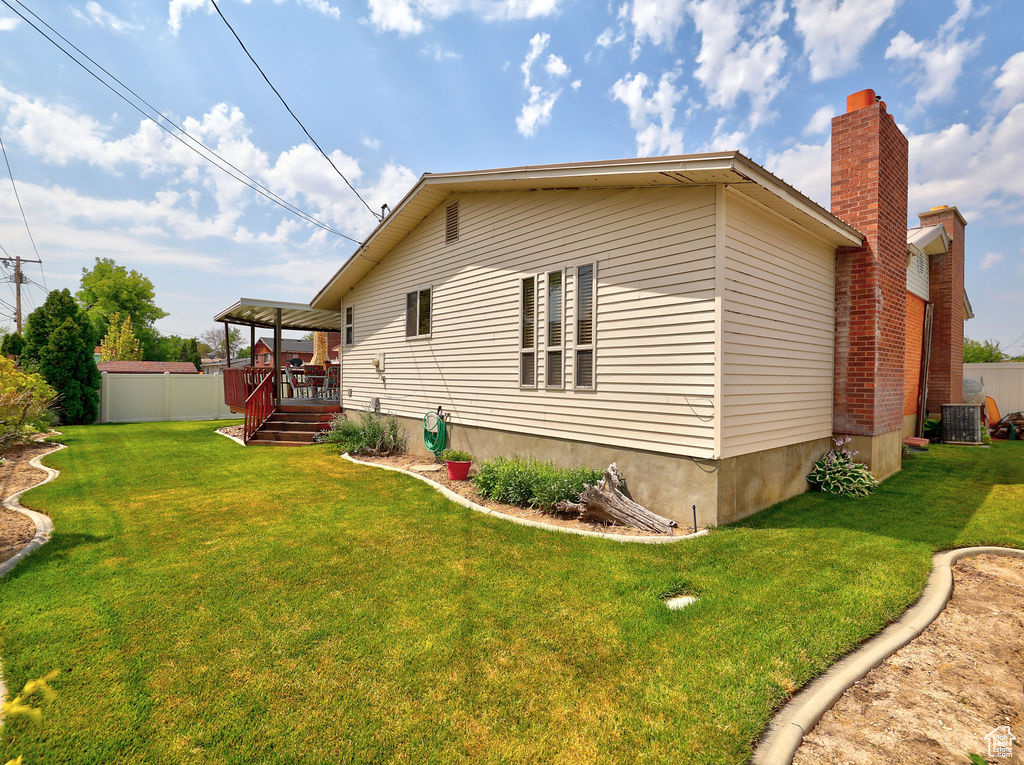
[214,298,340,332]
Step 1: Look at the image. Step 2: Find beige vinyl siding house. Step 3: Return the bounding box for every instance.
[314,154,861,525]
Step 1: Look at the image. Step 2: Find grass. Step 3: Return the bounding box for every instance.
[0,422,1021,764]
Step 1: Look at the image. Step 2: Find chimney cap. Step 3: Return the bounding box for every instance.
[918,205,968,227]
[846,89,878,113]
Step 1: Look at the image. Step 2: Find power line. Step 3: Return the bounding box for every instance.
[0,132,42,262]
[209,0,381,222]
[1,0,363,245]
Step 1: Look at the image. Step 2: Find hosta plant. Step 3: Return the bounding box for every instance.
[807,435,879,497]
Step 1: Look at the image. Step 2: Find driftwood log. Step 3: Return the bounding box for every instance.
[555,463,677,535]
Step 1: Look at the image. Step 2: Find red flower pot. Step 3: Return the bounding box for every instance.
[446,460,471,480]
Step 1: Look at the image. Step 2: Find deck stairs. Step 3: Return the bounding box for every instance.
[247,404,339,446]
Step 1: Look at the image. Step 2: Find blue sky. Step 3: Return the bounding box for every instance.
[0,0,1021,350]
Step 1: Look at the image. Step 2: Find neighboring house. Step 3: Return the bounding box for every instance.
[252,337,315,366]
[93,345,102,363]
[97,361,199,374]
[201,357,252,375]
[215,88,970,527]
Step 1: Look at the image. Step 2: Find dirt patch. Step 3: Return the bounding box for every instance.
[794,554,1024,765]
[356,453,694,537]
[217,424,244,440]
[0,439,60,563]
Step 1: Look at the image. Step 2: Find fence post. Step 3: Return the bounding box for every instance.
[162,372,171,421]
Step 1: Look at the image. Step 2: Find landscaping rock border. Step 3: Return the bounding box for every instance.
[341,452,709,544]
[0,433,64,720]
[752,545,1024,765]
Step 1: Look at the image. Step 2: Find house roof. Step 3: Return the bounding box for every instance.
[906,224,951,256]
[214,298,342,332]
[255,337,314,354]
[309,152,865,310]
[98,361,199,374]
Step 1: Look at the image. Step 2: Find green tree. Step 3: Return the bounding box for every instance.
[40,317,100,424]
[22,289,92,368]
[1,331,24,359]
[76,258,167,359]
[963,337,1007,363]
[98,313,143,361]
[0,356,56,450]
[178,338,202,371]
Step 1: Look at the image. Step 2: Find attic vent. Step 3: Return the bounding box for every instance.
[445,201,459,244]
[916,254,926,274]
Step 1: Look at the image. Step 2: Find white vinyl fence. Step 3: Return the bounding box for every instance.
[964,362,1024,414]
[99,372,242,424]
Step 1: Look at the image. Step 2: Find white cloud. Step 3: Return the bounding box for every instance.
[595,27,623,48]
[610,70,685,156]
[170,0,341,34]
[365,0,559,35]
[421,43,461,61]
[515,32,568,137]
[885,18,982,109]
[545,53,569,78]
[994,51,1024,112]
[0,85,414,246]
[697,118,747,152]
[804,105,835,135]
[792,0,902,82]
[521,32,549,86]
[629,0,687,53]
[571,79,582,90]
[764,139,830,206]
[980,252,1004,270]
[0,14,21,31]
[361,136,381,150]
[72,1,143,32]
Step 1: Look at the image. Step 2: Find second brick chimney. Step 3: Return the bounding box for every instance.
[830,89,909,478]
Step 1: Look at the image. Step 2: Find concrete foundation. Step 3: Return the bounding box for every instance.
[902,413,918,439]
[847,429,903,481]
[391,414,832,527]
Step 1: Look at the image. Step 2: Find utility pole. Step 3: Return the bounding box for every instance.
[14,255,21,333]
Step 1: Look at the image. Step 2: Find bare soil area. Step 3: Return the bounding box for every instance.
[356,453,694,537]
[794,554,1024,765]
[0,440,60,563]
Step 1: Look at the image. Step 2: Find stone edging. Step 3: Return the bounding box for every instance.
[215,429,246,447]
[752,545,1024,765]
[341,453,709,544]
[0,437,64,579]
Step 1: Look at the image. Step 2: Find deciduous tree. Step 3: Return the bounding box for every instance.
[98,313,143,361]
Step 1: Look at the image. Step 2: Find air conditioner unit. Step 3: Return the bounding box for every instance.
[941,404,982,445]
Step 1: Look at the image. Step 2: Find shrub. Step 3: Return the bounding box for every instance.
[316,412,405,456]
[0,357,56,452]
[806,435,879,497]
[473,456,603,511]
[440,449,472,463]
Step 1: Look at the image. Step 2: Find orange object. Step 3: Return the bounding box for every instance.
[984,396,1001,428]
[846,89,876,112]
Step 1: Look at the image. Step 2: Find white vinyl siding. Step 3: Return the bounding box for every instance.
[340,186,719,458]
[720,190,836,458]
[907,252,929,300]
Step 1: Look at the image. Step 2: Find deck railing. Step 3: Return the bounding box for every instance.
[243,371,276,443]
[224,366,271,410]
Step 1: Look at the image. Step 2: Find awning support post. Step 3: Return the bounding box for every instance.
[274,308,282,408]
[224,321,231,369]
[250,324,255,367]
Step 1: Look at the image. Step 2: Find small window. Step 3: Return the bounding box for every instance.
[545,270,563,389]
[405,288,431,338]
[344,306,354,346]
[445,201,459,244]
[575,263,596,389]
[520,276,536,387]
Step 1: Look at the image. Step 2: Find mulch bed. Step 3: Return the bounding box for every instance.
[356,453,695,537]
[0,440,60,564]
[793,554,1024,764]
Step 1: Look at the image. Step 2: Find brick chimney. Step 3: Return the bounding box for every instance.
[830,89,909,477]
[917,205,966,412]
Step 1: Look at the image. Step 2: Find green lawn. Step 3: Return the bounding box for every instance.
[1,423,1021,764]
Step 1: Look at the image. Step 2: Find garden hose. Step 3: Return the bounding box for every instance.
[423,410,447,458]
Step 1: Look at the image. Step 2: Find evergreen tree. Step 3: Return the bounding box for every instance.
[22,289,89,367]
[178,338,202,371]
[1,332,24,359]
[99,313,143,361]
[40,317,100,424]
